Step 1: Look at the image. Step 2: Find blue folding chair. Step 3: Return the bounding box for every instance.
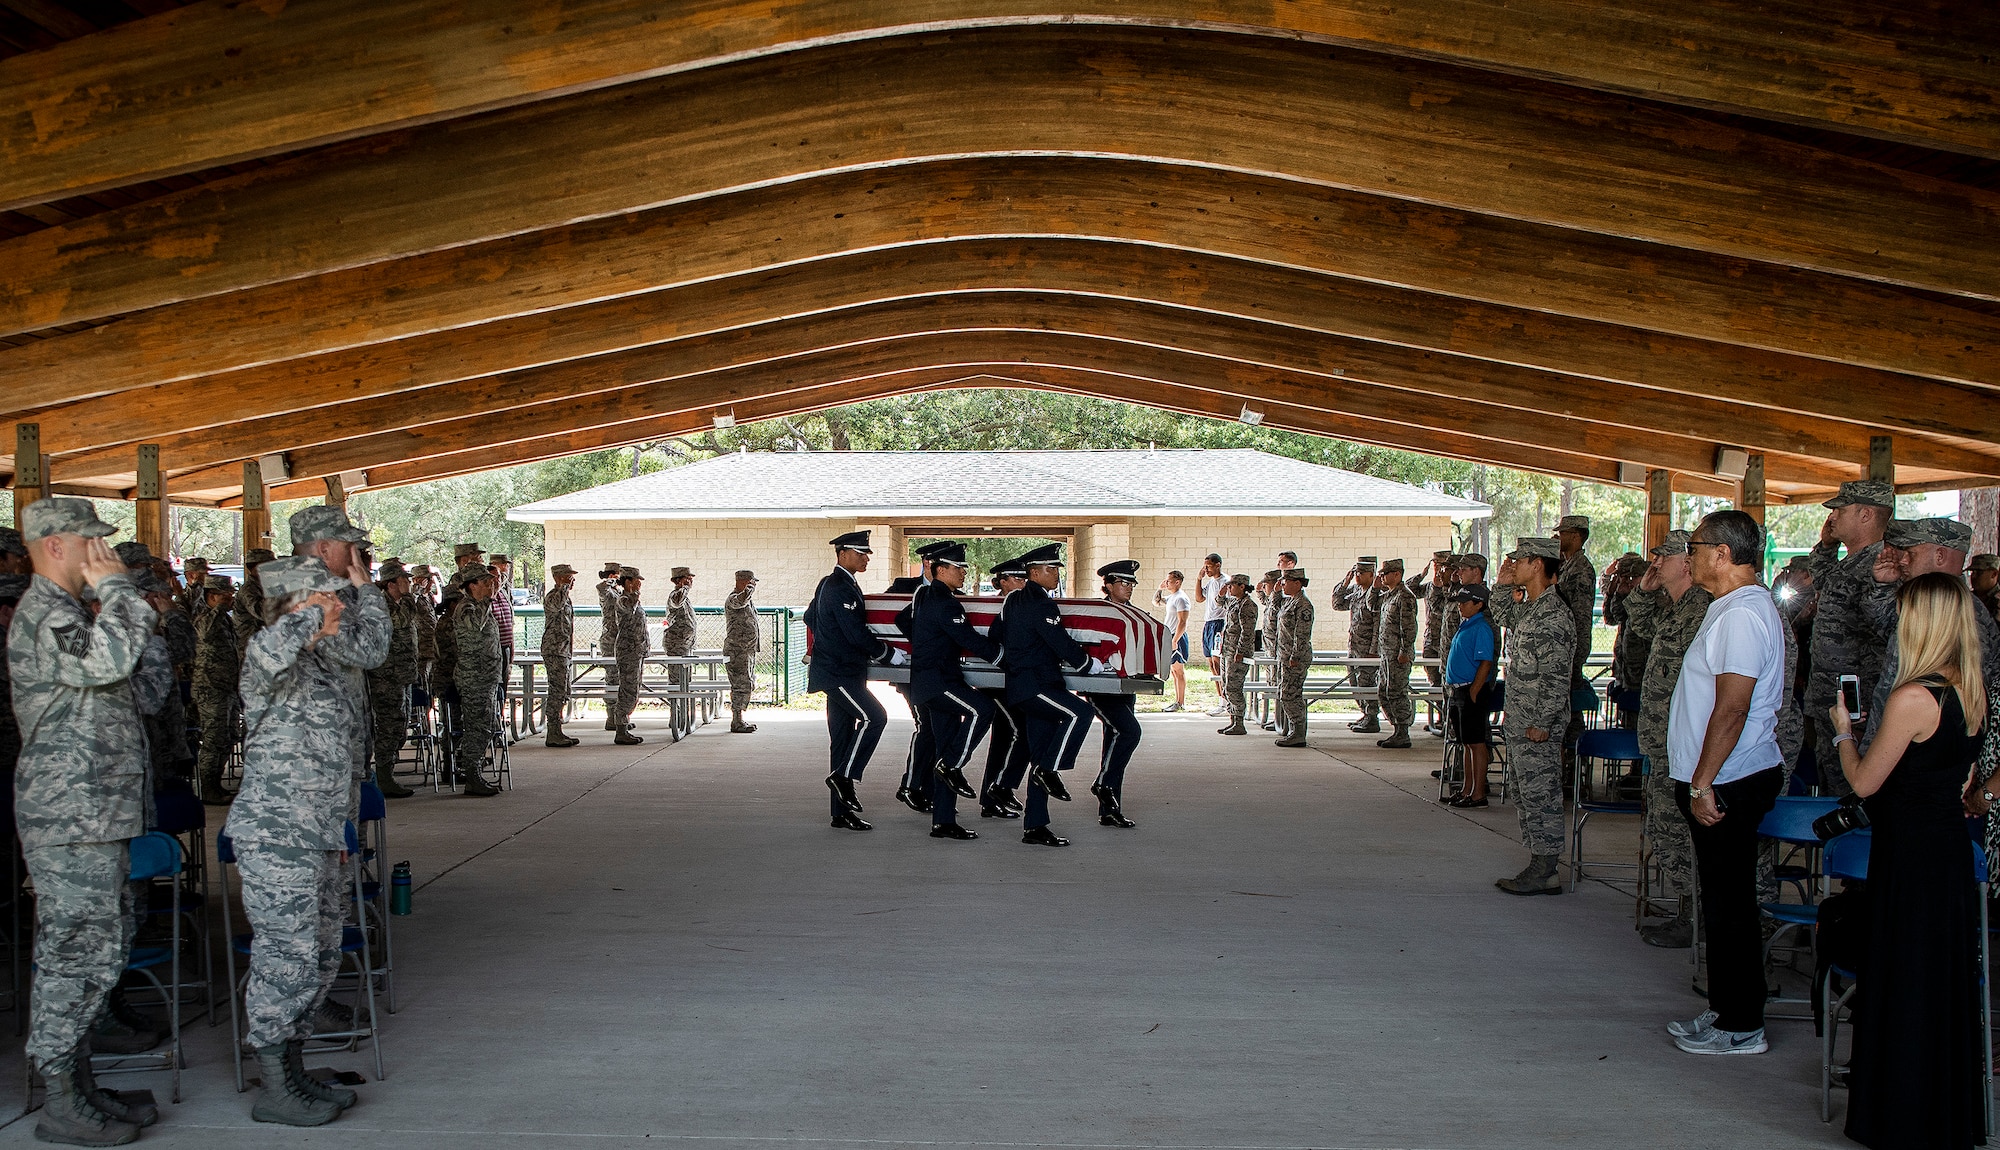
[1569,727,1644,891]
[95,832,184,1103]
[150,789,214,1024]
[356,782,395,1013]
[1755,796,1844,1016]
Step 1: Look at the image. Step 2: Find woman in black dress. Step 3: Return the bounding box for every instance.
[1829,572,1988,1149]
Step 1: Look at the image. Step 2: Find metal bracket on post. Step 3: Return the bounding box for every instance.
[1646,468,1672,555]
[12,423,41,528]
[1741,454,1766,526]
[1869,435,1894,484]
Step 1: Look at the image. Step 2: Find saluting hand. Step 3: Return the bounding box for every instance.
[79,538,125,587]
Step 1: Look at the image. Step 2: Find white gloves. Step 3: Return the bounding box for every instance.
[888,647,909,667]
[1087,657,1107,675]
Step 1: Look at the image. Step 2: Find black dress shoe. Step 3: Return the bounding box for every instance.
[930,823,978,840]
[979,803,1020,819]
[993,786,1024,814]
[896,786,928,814]
[831,811,873,831]
[1021,826,1070,847]
[1035,768,1071,802]
[827,774,861,812]
[936,764,977,799]
[1088,782,1108,799]
[1100,812,1136,828]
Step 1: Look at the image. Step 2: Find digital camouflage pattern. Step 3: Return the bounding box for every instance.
[1601,583,1648,689]
[0,607,18,776]
[1556,550,1597,676]
[1861,583,2000,755]
[1626,584,1713,896]
[194,600,242,788]
[662,585,697,656]
[9,573,153,851]
[226,608,356,852]
[596,576,622,681]
[235,842,342,1048]
[612,585,650,726]
[1375,582,1418,727]
[133,633,174,824]
[453,595,504,781]
[234,570,265,666]
[1218,591,1260,719]
[542,581,575,726]
[1333,581,1380,718]
[366,593,420,774]
[1413,566,1450,687]
[1498,587,1575,856]
[723,586,760,708]
[22,840,131,1062]
[1807,539,1896,793]
[1275,592,1316,736]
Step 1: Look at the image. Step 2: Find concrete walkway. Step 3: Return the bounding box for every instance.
[0,701,1858,1148]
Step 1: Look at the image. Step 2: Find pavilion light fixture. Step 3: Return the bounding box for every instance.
[1617,462,1647,486]
[712,408,736,429]
[339,469,368,491]
[1713,446,1749,479]
[1239,403,1265,426]
[257,452,291,482]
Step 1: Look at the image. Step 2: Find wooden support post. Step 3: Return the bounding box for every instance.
[240,460,270,555]
[134,444,166,557]
[1869,435,1895,483]
[12,423,41,527]
[1740,453,1766,526]
[1646,469,1672,555]
[323,473,346,508]
[1965,487,2000,558]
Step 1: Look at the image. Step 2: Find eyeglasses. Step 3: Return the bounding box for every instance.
[1687,540,1725,549]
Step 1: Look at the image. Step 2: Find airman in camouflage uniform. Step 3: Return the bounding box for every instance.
[1490,537,1576,896]
[365,560,419,797]
[451,566,505,796]
[1333,558,1382,732]
[176,557,209,620]
[1599,553,1645,688]
[409,564,439,687]
[224,555,362,1126]
[662,566,697,698]
[10,500,162,1142]
[235,547,276,666]
[0,572,26,802]
[596,562,624,727]
[1273,570,1316,747]
[194,575,242,804]
[1861,519,2000,753]
[1409,551,1454,735]
[540,564,581,747]
[1972,553,2000,623]
[1550,515,1598,750]
[0,526,29,576]
[611,566,650,745]
[1216,573,1260,735]
[1260,567,1286,732]
[723,570,762,733]
[1623,531,1712,945]
[1373,559,1420,748]
[1806,481,1898,794]
[289,507,390,829]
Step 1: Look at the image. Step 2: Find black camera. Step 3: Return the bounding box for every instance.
[1812,793,1871,842]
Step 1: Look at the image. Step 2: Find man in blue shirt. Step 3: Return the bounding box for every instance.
[1443,583,1498,808]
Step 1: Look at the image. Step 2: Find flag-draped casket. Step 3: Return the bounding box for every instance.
[859,593,1169,694]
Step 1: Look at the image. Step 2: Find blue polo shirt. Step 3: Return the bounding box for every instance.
[1445,611,1496,686]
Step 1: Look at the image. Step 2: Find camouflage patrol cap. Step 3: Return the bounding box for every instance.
[1885,517,1973,553]
[454,542,485,560]
[1785,554,1811,571]
[488,554,509,565]
[113,541,154,567]
[0,573,29,603]
[1823,480,1894,510]
[21,497,118,543]
[550,563,576,577]
[411,564,435,578]
[735,569,757,581]
[1432,550,1454,560]
[259,555,348,599]
[1453,553,1488,571]
[202,575,235,593]
[1971,554,2000,572]
[375,559,409,583]
[1353,556,1377,570]
[671,566,693,580]
[134,571,173,595]
[0,527,25,557]
[1555,514,1590,533]
[599,562,621,577]
[244,547,276,566]
[1507,537,1562,561]
[1381,558,1405,573]
[1283,568,1310,585]
[619,565,642,580]
[1262,569,1283,583]
[289,504,370,550]
[1650,529,1693,557]
[1228,572,1253,588]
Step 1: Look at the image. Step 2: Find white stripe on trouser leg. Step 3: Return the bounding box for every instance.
[1090,700,1116,788]
[1037,694,1081,774]
[942,689,981,770]
[835,686,870,779]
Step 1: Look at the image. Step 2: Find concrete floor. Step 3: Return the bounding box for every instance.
[0,695,1858,1148]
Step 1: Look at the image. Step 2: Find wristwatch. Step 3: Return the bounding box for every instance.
[1689,785,1713,800]
[1984,789,1997,805]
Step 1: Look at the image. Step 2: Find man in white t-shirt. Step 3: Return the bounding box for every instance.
[1195,553,1227,712]
[1155,571,1192,711]
[1664,510,1786,1058]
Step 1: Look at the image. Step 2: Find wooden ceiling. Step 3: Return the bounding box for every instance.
[3,0,1998,509]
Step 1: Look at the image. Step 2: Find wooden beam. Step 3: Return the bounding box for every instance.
[5,28,1996,338]
[32,240,2000,477]
[8,0,1995,214]
[7,161,1994,426]
[11,422,38,528]
[1646,469,1673,553]
[132,443,165,557]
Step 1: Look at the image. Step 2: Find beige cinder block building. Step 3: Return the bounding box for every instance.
[509,449,1490,648]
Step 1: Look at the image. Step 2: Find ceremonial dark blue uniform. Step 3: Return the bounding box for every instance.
[886,577,937,814]
[910,579,1000,829]
[1090,560,1144,826]
[804,549,892,822]
[998,577,1094,834]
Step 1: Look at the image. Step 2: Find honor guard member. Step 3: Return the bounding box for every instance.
[290,507,391,833]
[1489,537,1577,896]
[451,566,505,795]
[1334,558,1382,733]
[1089,561,1144,828]
[1807,480,1898,793]
[805,530,902,830]
[1217,573,1260,735]
[225,556,368,1127]
[885,573,936,815]
[909,542,1001,840]
[998,544,1102,846]
[1971,553,2000,622]
[12,499,162,1143]
[540,565,581,747]
[722,570,761,733]
[1372,559,1420,748]
[1273,568,1316,747]
[595,562,625,728]
[661,566,697,697]
[1409,551,1454,735]
[610,566,651,745]
[0,526,30,575]
[977,554,1032,819]
[365,560,419,797]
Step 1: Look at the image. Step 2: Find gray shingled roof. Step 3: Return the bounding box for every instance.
[508,450,1490,520]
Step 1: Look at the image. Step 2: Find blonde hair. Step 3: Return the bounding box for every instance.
[1891,572,1986,735]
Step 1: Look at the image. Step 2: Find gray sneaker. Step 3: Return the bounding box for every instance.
[1665,1010,1718,1039]
[1673,1025,1766,1055]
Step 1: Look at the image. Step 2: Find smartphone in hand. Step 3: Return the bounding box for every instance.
[1839,674,1863,721]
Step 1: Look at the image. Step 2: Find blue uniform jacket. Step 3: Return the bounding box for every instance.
[804,566,887,691]
[909,583,1001,706]
[997,582,1091,704]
